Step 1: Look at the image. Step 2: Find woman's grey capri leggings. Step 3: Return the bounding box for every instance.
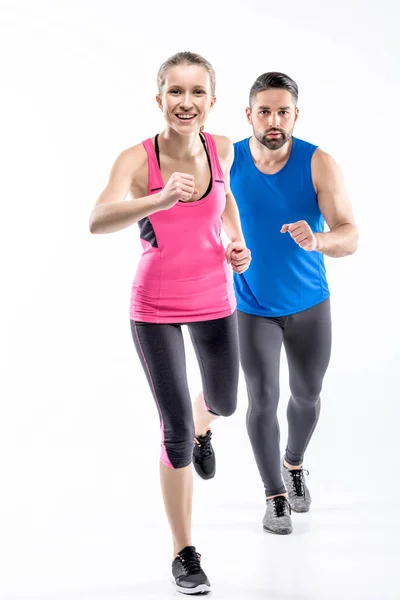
[131,312,239,469]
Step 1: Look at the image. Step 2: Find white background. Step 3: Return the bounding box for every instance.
[1,1,399,598]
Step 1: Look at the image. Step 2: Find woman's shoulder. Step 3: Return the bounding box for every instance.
[110,142,150,196]
[120,141,148,164]
[113,142,149,180]
[207,134,233,161]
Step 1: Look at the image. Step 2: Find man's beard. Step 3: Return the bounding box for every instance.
[255,127,291,150]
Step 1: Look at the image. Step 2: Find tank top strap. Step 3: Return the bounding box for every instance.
[201,132,225,181]
[142,138,164,194]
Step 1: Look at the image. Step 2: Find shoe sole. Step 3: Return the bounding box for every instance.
[288,499,311,513]
[263,525,293,535]
[192,461,216,481]
[173,580,211,595]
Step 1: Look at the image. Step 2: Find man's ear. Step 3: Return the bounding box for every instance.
[246,107,252,124]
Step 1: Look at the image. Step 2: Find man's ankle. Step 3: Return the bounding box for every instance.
[283,458,302,471]
[266,492,289,500]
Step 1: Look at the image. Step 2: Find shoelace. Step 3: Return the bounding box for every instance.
[289,469,310,497]
[272,496,291,517]
[178,549,203,575]
[194,431,213,459]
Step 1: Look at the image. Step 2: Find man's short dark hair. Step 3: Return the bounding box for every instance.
[249,72,298,107]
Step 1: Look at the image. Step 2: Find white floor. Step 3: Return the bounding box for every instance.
[2,299,398,599]
[0,439,398,600]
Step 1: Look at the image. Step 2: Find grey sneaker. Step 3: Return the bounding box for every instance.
[263,495,293,535]
[281,459,311,513]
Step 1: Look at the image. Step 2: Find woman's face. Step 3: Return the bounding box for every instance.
[156,64,216,134]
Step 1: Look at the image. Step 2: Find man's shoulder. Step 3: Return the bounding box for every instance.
[293,136,318,152]
[232,138,250,164]
[233,137,250,149]
[230,138,252,176]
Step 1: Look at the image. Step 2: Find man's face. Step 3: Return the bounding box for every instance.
[246,89,299,150]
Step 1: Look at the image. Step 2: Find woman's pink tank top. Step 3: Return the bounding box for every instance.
[130,132,236,323]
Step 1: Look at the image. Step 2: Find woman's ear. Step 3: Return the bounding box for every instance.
[155,95,163,111]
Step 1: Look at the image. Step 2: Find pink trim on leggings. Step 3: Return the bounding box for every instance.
[160,421,173,469]
[133,322,174,469]
[202,393,210,412]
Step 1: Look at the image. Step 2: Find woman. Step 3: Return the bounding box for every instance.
[89,51,250,595]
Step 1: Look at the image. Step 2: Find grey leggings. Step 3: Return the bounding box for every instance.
[238,299,332,496]
[131,312,239,470]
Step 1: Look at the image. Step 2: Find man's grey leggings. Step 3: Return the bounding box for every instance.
[238,298,332,496]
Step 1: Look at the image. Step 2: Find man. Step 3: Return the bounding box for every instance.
[230,72,358,534]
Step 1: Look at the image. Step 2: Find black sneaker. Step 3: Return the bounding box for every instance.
[192,430,215,480]
[172,546,211,595]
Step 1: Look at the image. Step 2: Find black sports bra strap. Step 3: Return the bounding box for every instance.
[154,133,213,200]
[154,134,161,168]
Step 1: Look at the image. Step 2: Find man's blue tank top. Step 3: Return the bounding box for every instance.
[231,136,330,317]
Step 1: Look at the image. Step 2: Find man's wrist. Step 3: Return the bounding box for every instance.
[314,232,323,252]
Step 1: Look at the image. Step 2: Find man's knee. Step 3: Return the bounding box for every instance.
[290,382,322,409]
